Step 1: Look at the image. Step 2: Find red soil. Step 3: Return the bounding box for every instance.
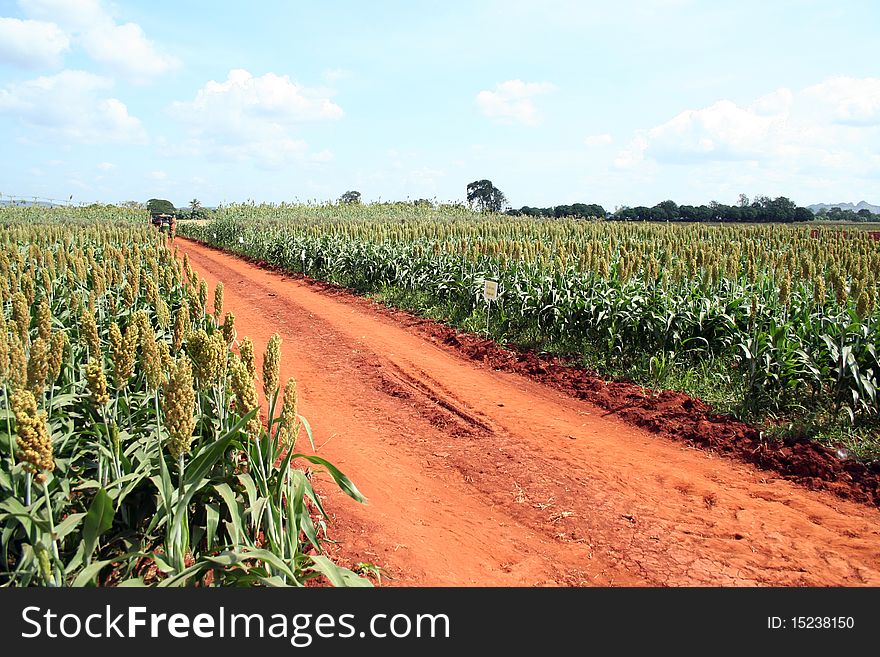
[177,237,880,586]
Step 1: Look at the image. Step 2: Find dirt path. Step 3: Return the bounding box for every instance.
[177,238,880,586]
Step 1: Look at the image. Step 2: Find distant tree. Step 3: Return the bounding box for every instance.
[339,190,362,204]
[793,207,814,222]
[189,198,203,219]
[553,204,572,218]
[737,193,750,207]
[654,199,680,221]
[466,179,508,213]
[857,208,872,219]
[146,198,175,215]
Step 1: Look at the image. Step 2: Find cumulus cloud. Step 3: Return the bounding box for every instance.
[18,0,178,81]
[170,69,343,167]
[17,0,105,30]
[802,77,880,127]
[0,69,146,143]
[476,79,556,126]
[613,77,880,176]
[0,17,70,68]
[584,133,613,146]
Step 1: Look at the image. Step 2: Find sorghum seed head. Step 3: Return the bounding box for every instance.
[262,333,282,398]
[11,388,54,475]
[155,297,171,329]
[37,299,52,342]
[0,313,9,379]
[80,307,100,359]
[278,377,300,449]
[161,357,197,460]
[230,358,261,439]
[142,328,163,390]
[172,301,190,353]
[213,282,224,319]
[86,358,110,407]
[8,332,27,390]
[47,331,67,383]
[222,312,236,346]
[26,336,49,397]
[239,336,256,380]
[12,292,30,343]
[198,279,208,315]
[157,339,174,371]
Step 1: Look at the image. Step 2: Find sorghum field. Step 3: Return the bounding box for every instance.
[181,203,880,458]
[4,203,880,588]
[0,207,367,587]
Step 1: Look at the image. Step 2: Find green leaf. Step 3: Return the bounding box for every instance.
[117,577,147,587]
[205,503,219,551]
[82,489,114,564]
[150,552,176,574]
[237,472,258,516]
[52,512,85,542]
[290,453,366,503]
[297,414,316,451]
[71,551,146,587]
[184,409,255,488]
[214,482,245,545]
[309,555,372,587]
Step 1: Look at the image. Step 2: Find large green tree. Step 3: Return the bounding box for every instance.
[466,179,507,213]
[339,190,362,204]
[146,198,175,215]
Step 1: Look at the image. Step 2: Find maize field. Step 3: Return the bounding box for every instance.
[180,203,880,456]
[0,206,368,587]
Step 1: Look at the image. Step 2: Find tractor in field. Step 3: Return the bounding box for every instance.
[150,212,176,239]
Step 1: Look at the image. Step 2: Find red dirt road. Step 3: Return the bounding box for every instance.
[177,238,880,586]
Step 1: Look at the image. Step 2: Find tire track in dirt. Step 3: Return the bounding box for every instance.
[177,238,880,586]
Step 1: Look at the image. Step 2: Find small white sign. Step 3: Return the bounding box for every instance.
[483,279,499,301]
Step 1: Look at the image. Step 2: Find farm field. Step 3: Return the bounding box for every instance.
[3,205,880,587]
[0,208,367,587]
[175,235,880,585]
[181,204,880,459]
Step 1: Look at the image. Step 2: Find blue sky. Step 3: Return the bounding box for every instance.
[1,0,878,209]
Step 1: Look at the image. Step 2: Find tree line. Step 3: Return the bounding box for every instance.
[609,196,814,223]
[815,206,880,222]
[146,182,879,224]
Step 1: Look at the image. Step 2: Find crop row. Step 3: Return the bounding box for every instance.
[0,210,368,587]
[180,205,879,433]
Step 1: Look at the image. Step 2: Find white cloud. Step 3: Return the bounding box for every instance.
[170,69,343,167]
[81,21,178,81]
[149,170,167,181]
[0,69,146,143]
[802,77,880,127]
[476,79,556,126]
[0,17,70,68]
[584,133,613,146]
[96,161,114,171]
[18,0,178,81]
[18,0,105,30]
[614,77,880,178]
